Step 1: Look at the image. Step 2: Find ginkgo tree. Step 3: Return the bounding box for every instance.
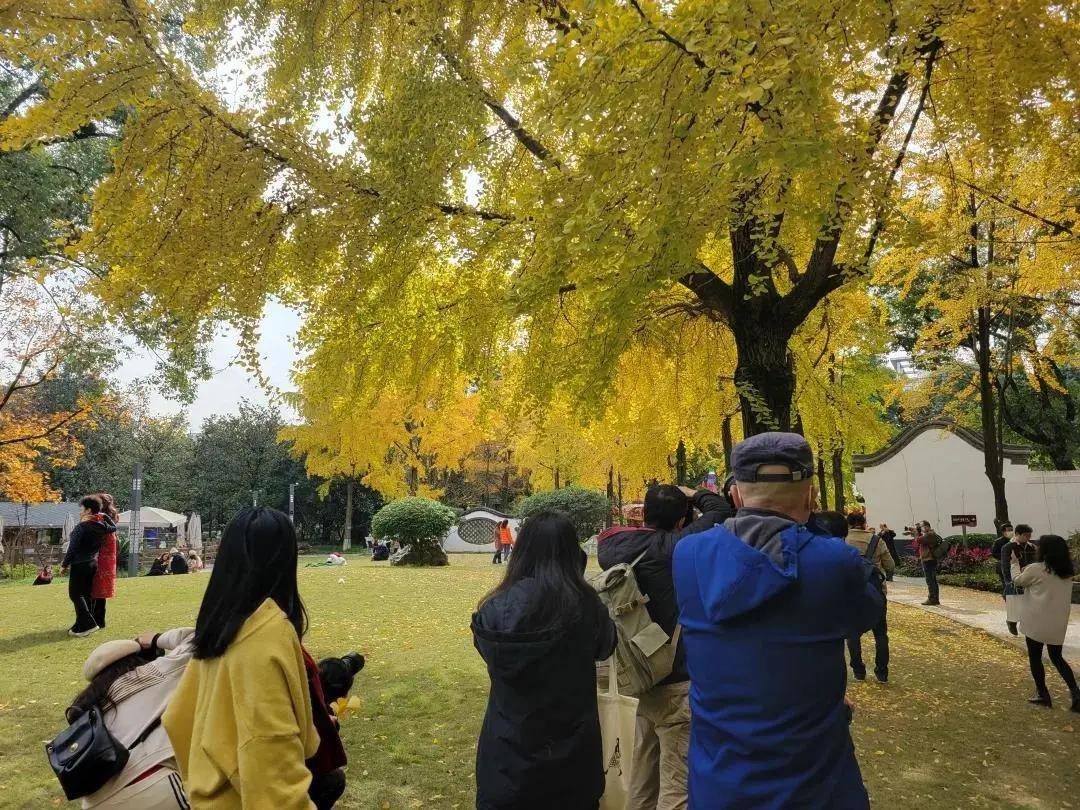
[4,0,1080,450]
[877,133,1080,523]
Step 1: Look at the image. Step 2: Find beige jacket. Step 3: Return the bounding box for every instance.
[1013,559,1074,646]
[82,627,195,808]
[845,529,895,593]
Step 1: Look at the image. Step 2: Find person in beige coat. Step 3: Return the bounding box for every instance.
[66,628,195,808]
[844,512,895,682]
[1011,534,1079,712]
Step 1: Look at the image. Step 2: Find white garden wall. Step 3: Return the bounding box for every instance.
[853,421,1080,539]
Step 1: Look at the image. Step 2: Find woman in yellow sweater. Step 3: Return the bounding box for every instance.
[163,507,320,808]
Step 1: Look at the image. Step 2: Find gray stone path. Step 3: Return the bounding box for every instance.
[889,575,1080,661]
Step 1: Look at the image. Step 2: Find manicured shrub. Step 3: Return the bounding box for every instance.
[371,497,458,566]
[516,487,609,540]
[943,533,997,550]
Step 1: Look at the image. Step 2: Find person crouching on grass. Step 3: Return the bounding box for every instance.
[163,507,321,808]
[472,511,617,810]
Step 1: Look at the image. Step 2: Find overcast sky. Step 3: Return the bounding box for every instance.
[117,302,302,428]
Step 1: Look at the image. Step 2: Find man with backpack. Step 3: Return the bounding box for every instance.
[917,519,944,606]
[672,433,884,809]
[596,483,733,810]
[844,512,894,682]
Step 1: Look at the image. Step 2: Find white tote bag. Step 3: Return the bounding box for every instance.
[597,659,638,810]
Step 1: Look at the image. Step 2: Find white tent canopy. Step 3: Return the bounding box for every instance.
[117,507,187,529]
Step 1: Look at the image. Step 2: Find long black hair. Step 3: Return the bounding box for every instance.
[1037,534,1076,580]
[67,650,156,723]
[193,507,307,659]
[479,510,594,631]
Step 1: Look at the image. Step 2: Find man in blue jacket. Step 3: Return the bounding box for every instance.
[673,433,884,809]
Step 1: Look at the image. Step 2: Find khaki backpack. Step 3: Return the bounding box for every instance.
[592,550,681,697]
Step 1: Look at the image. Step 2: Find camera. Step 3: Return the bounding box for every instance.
[318,652,365,703]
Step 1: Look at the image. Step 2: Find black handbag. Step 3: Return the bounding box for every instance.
[46,705,161,800]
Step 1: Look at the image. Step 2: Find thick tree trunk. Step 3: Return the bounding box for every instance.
[816,447,829,510]
[976,306,1010,526]
[674,439,687,486]
[391,536,449,566]
[733,322,797,436]
[831,447,845,511]
[342,478,354,551]
[554,467,561,489]
[606,465,615,529]
[721,415,734,473]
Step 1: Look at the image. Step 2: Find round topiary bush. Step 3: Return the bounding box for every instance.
[516,486,609,540]
[371,497,457,566]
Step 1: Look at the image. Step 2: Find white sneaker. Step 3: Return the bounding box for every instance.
[69,626,100,638]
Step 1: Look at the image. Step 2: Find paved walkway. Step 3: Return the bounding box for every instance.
[888,576,1080,660]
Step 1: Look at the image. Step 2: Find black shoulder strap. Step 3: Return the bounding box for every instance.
[865,534,881,561]
[130,715,162,749]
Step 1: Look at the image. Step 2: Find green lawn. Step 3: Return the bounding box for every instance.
[1,555,1077,809]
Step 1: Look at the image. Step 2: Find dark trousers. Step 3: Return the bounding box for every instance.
[848,603,889,678]
[92,598,108,628]
[309,768,346,810]
[1026,637,1079,697]
[923,560,940,603]
[492,548,502,564]
[67,561,98,631]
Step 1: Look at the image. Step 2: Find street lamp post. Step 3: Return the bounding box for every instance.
[128,463,143,577]
[289,482,297,524]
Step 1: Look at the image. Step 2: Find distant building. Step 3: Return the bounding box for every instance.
[853,420,1080,540]
[0,502,81,560]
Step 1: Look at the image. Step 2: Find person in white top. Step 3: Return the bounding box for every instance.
[1010,534,1079,712]
[65,628,195,808]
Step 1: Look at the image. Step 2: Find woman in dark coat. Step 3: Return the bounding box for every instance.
[472,510,616,810]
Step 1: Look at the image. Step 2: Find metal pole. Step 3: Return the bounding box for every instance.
[289,483,296,524]
[128,463,142,577]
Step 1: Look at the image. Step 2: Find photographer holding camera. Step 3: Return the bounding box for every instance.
[302,651,365,809]
[597,483,733,810]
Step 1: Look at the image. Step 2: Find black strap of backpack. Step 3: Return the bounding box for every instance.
[865,534,881,561]
[130,715,162,749]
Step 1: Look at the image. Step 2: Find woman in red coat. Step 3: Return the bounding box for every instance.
[91,492,119,628]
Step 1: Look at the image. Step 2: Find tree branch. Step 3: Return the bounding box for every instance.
[678,264,733,322]
[435,35,563,171]
[0,405,88,447]
[626,0,709,71]
[944,175,1077,237]
[0,80,46,122]
[116,0,517,225]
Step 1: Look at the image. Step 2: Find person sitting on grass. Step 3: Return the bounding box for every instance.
[472,511,616,810]
[65,627,195,808]
[33,564,53,585]
[168,547,190,575]
[1011,534,1079,712]
[147,553,169,576]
